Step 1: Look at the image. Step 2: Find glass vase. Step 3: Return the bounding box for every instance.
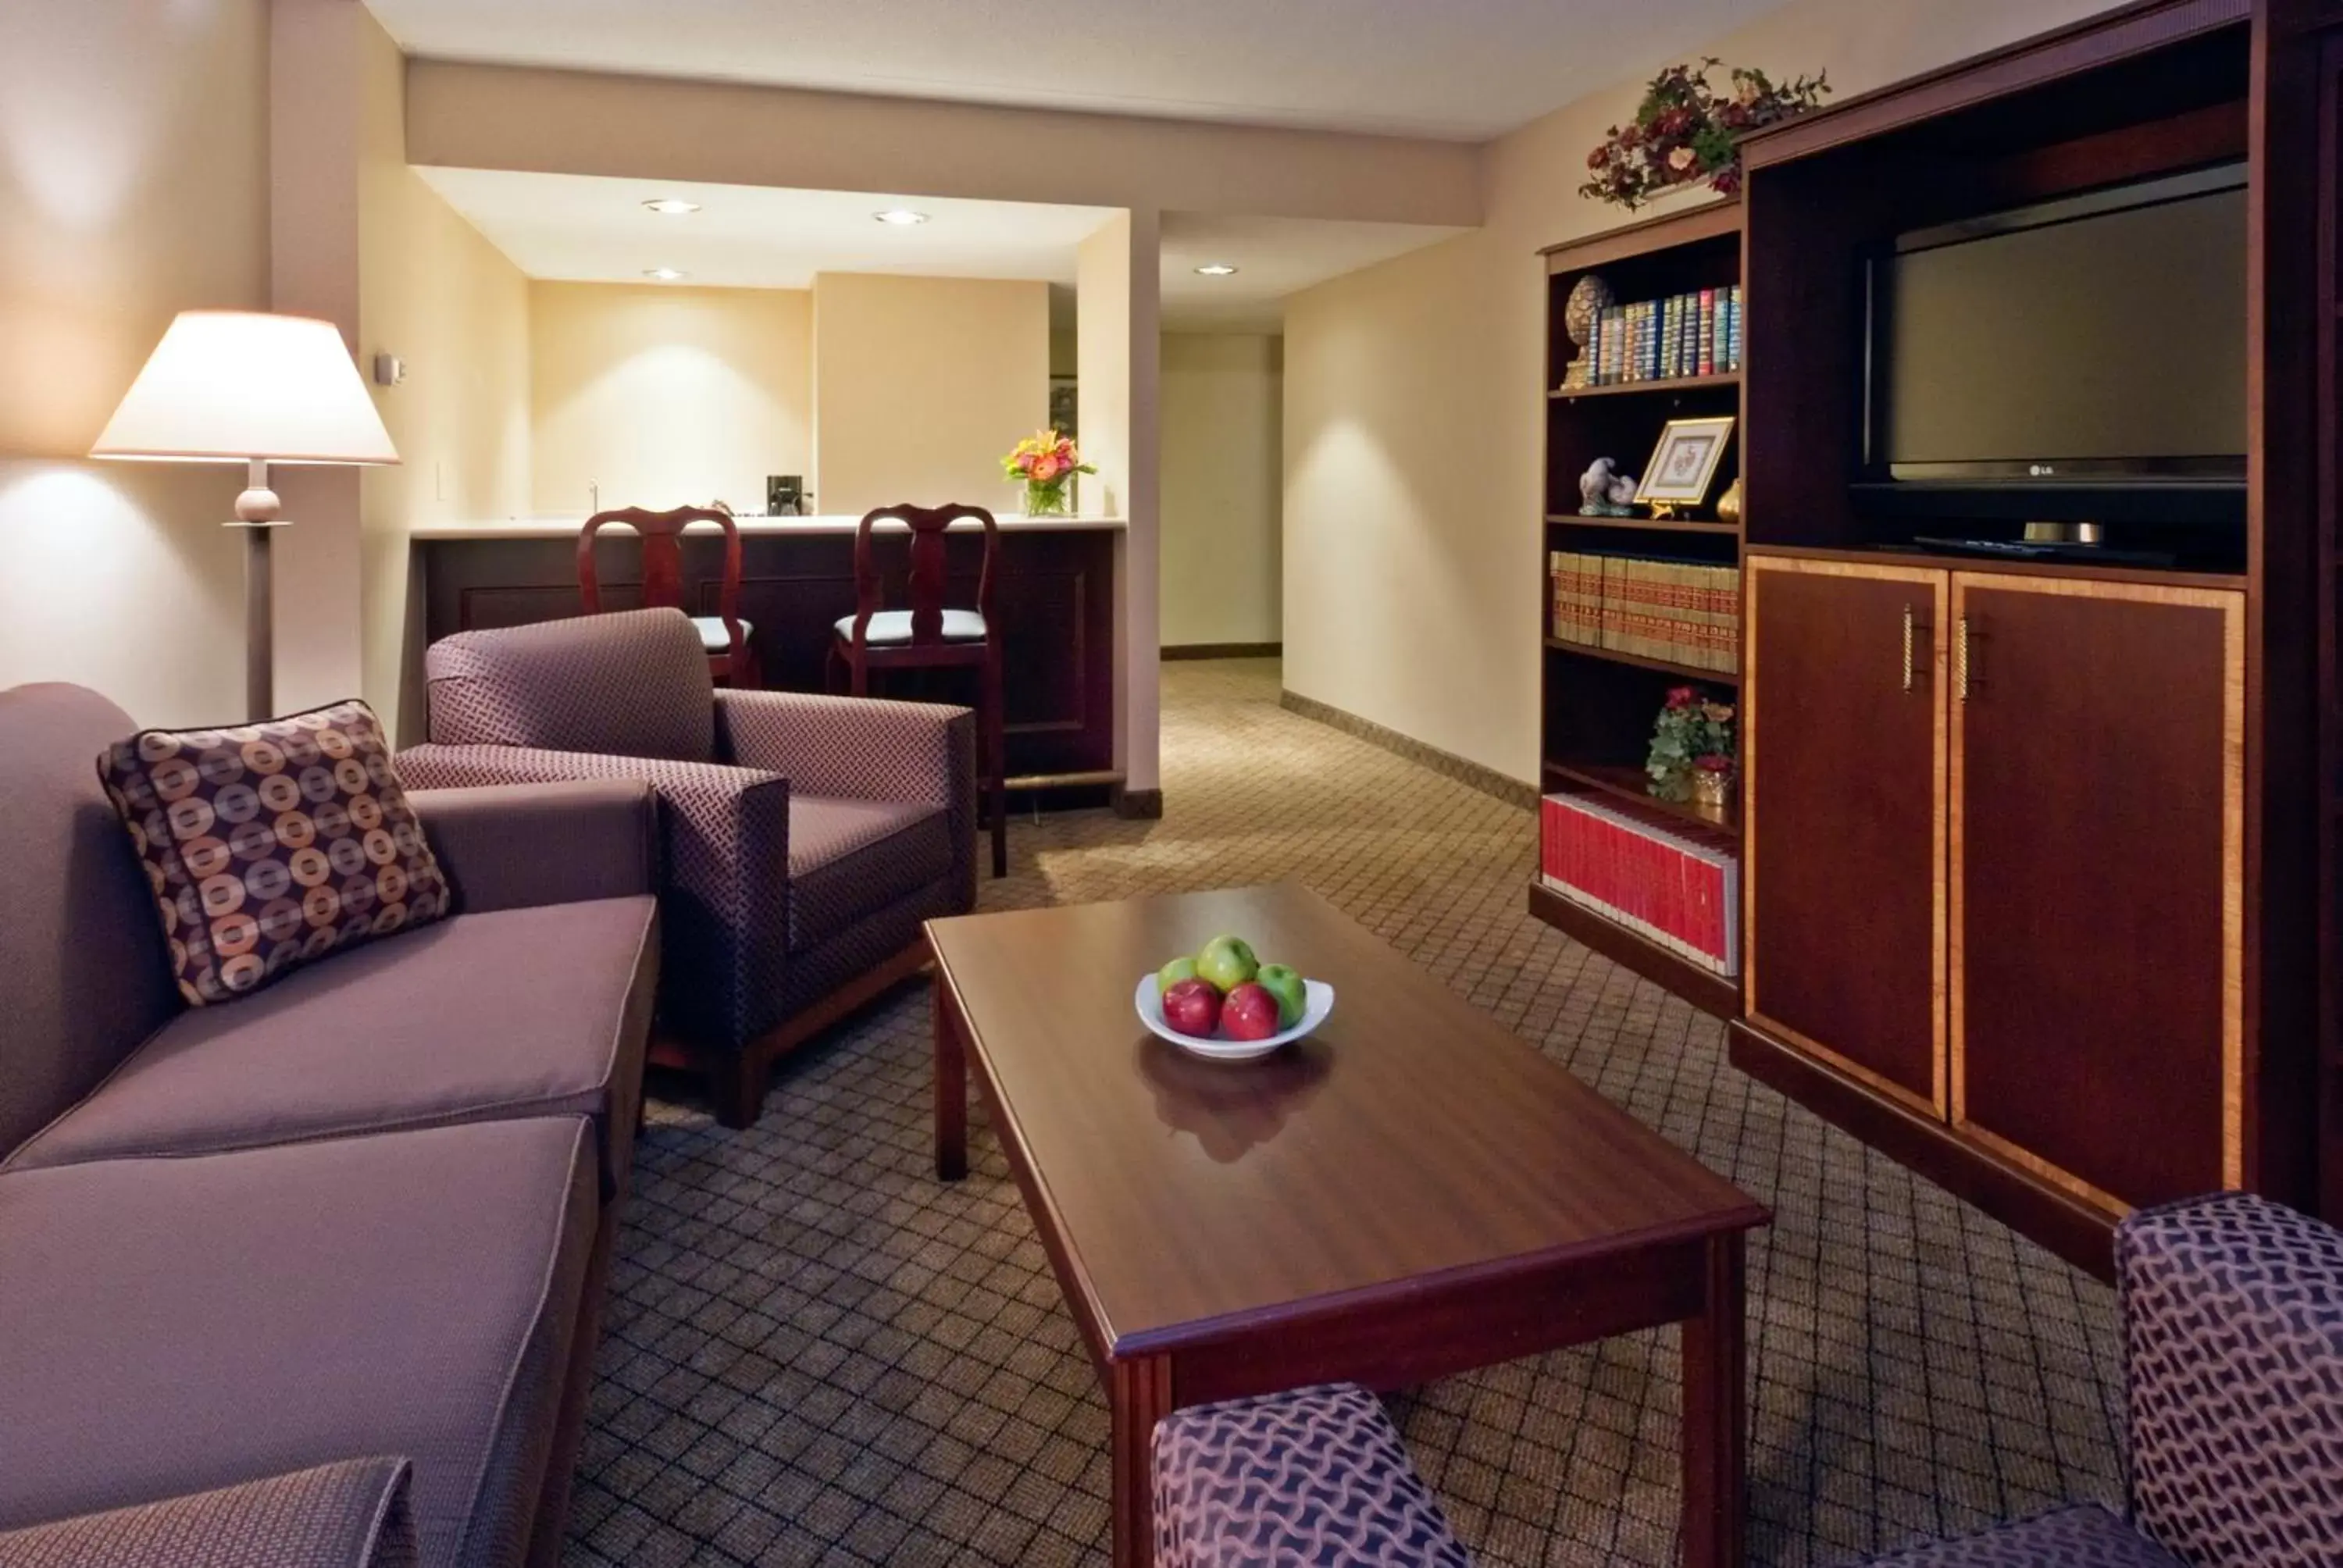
[1023,479,1072,517]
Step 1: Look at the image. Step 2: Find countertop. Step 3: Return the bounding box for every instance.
[409,513,1127,541]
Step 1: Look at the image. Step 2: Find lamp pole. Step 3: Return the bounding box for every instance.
[234,456,287,722]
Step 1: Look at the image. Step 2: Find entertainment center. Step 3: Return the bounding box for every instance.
[1531,0,2342,1272]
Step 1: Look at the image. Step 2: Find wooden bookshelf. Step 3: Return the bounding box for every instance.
[1545,637,1739,686]
[1546,513,1740,536]
[1550,371,1741,401]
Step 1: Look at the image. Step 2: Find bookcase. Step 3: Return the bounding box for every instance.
[1530,201,1747,1018]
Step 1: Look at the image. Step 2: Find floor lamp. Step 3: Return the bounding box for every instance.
[91,312,399,722]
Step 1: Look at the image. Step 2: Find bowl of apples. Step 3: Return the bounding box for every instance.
[1136,935,1334,1062]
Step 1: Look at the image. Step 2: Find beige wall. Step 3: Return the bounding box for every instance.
[1161,334,1282,648]
[0,0,268,724]
[1282,0,2125,783]
[358,6,533,742]
[812,273,1046,516]
[532,282,811,517]
[1077,211,1163,794]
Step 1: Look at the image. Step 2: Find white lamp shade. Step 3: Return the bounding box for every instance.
[91,311,399,465]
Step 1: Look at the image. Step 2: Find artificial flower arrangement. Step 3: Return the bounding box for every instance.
[1581,59,1830,210]
[1648,686,1738,805]
[1001,429,1097,517]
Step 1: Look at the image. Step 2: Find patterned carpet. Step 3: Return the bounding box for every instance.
[565,658,2124,1567]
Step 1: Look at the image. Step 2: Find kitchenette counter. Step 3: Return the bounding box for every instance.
[408,512,1126,540]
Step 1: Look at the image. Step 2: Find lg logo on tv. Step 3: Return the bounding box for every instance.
[2028,463,2057,476]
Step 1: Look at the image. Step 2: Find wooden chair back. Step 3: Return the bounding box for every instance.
[846,504,998,654]
[576,505,749,677]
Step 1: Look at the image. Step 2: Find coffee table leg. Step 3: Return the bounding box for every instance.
[1110,1354,1172,1568]
[1680,1229,1746,1568]
[934,971,967,1181]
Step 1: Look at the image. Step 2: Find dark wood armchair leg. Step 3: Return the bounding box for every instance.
[711,1049,767,1130]
[983,648,1007,878]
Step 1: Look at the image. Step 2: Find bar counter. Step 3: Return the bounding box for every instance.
[405,515,1128,792]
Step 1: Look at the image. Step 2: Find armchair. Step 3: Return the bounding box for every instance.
[1150,1192,2343,1568]
[399,608,976,1127]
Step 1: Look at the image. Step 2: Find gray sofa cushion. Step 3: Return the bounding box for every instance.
[0,684,183,1161]
[0,1459,415,1568]
[1,899,655,1193]
[787,796,951,953]
[0,1117,597,1568]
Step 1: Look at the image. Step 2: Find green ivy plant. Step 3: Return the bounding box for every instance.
[1647,686,1737,802]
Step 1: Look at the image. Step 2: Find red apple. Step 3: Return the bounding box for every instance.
[1221,982,1282,1042]
[1161,977,1223,1038]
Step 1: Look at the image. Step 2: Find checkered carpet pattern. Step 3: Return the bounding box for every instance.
[565,659,2124,1567]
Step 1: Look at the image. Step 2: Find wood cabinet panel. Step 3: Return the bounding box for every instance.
[1746,557,1947,1113]
[1949,575,2243,1211]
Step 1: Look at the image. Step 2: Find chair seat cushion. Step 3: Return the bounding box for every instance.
[2,897,657,1193]
[833,609,987,645]
[689,615,752,654]
[788,796,953,954]
[1863,1505,2186,1567]
[1153,1384,1471,1567]
[0,1459,416,1568]
[0,1117,598,1568]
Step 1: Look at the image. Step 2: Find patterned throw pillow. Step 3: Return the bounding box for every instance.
[97,700,451,1005]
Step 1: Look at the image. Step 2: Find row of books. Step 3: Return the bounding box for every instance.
[1539,793,1741,976]
[1550,552,1740,673]
[1583,286,1743,387]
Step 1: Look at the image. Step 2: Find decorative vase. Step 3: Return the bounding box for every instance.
[1716,478,1744,526]
[1692,769,1732,808]
[1023,479,1072,517]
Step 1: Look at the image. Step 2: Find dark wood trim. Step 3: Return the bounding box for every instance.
[1160,641,1282,661]
[1745,543,2245,594]
[1728,1018,2117,1280]
[1739,0,2251,171]
[1550,372,1740,401]
[1528,878,1741,1020]
[1281,690,1541,809]
[1540,197,1742,269]
[1546,636,1742,686]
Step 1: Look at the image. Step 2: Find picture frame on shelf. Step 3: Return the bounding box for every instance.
[1635,415,1735,515]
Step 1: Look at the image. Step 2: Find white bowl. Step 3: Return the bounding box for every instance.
[1134,975,1335,1062]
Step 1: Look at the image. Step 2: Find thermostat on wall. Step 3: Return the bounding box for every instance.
[373,353,405,387]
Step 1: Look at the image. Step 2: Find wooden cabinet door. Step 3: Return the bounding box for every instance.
[1746,557,1947,1114]
[1950,575,2244,1212]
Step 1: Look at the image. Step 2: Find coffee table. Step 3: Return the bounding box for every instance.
[927,882,1768,1567]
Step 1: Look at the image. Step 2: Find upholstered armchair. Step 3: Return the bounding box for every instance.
[1151,1192,2343,1568]
[398,608,975,1127]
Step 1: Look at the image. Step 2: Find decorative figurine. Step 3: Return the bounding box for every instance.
[1560,273,1617,388]
[1716,477,1744,526]
[1579,457,1639,516]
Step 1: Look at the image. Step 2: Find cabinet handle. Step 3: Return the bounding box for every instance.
[1956,615,1971,702]
[1902,604,1916,693]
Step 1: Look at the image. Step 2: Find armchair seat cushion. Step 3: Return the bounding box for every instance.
[833,609,987,645]
[1,898,656,1193]
[0,1459,416,1568]
[1864,1506,2184,1567]
[690,615,752,654]
[788,796,953,953]
[0,1117,598,1568]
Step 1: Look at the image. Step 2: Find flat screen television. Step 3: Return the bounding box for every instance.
[1858,163,2248,529]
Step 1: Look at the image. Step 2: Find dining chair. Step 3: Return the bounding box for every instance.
[830,503,1006,878]
[577,505,761,688]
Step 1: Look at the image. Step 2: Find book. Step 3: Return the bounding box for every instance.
[1540,793,1741,975]
[1697,289,1716,376]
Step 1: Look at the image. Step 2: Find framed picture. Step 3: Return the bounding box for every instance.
[1635,415,1735,509]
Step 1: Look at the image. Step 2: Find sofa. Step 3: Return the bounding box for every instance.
[398,606,976,1127]
[1150,1192,2343,1568]
[0,682,661,1568]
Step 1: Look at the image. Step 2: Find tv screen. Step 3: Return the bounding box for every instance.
[1868,166,2246,483]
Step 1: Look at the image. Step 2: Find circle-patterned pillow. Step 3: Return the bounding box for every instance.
[97,699,451,1005]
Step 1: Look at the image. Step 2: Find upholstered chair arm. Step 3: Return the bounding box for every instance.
[1151,1385,1471,1568]
[398,744,790,1049]
[0,1459,415,1568]
[407,780,656,913]
[2117,1192,2343,1565]
[716,690,978,912]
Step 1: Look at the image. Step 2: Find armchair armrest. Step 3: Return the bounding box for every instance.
[398,743,789,1049]
[716,689,972,805]
[408,779,655,913]
[2117,1192,2343,1560]
[1151,1385,1469,1568]
[0,1459,414,1568]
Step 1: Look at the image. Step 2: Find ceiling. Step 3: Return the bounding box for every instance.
[417,169,1464,329]
[367,0,1788,141]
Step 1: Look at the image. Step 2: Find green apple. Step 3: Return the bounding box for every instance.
[1254,964,1307,1028]
[1194,934,1259,993]
[1157,955,1201,994]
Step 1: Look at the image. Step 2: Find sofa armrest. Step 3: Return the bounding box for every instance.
[398,743,790,1049]
[408,780,655,914]
[1151,1385,1470,1568]
[715,689,972,805]
[0,1459,415,1568]
[2117,1192,2343,1560]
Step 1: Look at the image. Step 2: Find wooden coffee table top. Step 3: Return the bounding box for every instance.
[926,882,1767,1360]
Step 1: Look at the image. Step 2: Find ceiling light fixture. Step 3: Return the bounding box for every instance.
[872,208,930,226]
[643,267,688,281]
[641,198,702,216]
[1194,263,1239,277]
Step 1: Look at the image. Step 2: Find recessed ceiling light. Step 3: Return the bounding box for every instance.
[643,267,688,281]
[872,208,930,226]
[641,198,701,216]
[1194,263,1239,277]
